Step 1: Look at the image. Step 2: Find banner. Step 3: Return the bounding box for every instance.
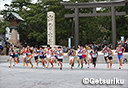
[68,38,71,49]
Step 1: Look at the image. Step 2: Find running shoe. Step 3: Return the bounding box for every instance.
[71,67,73,70]
[94,67,96,69]
[31,65,34,69]
[72,67,74,69]
[36,66,38,69]
[58,66,60,69]
[52,65,54,68]
[26,63,28,66]
[9,66,12,68]
[44,65,46,68]
[119,66,121,69]
[120,64,123,66]
[60,68,62,70]
[16,61,18,64]
[78,64,80,68]
[110,67,112,69]
[107,64,109,68]
[47,66,49,68]
[13,64,15,66]
[45,61,47,64]
[81,67,83,69]
[23,63,25,66]
[88,65,90,68]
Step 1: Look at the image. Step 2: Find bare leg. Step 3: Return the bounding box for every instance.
[9,57,12,66]
[81,59,83,68]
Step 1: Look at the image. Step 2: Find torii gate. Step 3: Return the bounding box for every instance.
[62,0,126,49]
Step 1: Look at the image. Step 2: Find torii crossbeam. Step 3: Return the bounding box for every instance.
[61,0,127,49]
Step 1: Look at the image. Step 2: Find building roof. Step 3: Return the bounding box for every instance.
[5,12,24,21]
[61,0,126,8]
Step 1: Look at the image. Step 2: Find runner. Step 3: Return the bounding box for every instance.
[46,45,53,68]
[14,45,20,64]
[82,46,87,65]
[102,45,109,68]
[91,48,98,69]
[77,45,84,69]
[50,49,54,68]
[21,45,28,66]
[115,43,125,69]
[108,47,113,69]
[87,46,93,68]
[67,47,76,70]
[9,45,15,68]
[33,46,39,68]
[26,45,34,68]
[54,46,58,66]
[57,47,63,70]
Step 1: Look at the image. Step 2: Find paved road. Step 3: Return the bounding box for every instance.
[0,62,128,88]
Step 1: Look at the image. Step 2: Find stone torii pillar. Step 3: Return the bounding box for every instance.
[47,11,55,48]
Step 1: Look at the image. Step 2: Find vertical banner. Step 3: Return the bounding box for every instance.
[121,36,124,41]
[68,38,71,49]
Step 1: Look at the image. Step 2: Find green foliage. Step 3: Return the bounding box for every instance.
[0,20,10,35]
[0,0,127,46]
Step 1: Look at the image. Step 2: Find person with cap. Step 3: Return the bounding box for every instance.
[57,46,64,70]
[26,44,34,68]
[115,43,125,69]
[67,46,76,70]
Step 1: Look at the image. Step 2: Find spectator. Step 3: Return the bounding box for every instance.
[0,45,3,53]
[63,46,67,53]
[6,46,9,55]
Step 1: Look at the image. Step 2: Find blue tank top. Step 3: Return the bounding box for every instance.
[39,50,43,56]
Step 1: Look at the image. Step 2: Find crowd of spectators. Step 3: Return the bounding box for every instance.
[62,38,128,52]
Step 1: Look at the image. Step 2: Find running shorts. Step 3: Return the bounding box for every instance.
[104,56,108,61]
[78,55,83,60]
[92,58,96,63]
[10,54,15,58]
[40,56,46,59]
[28,55,32,58]
[118,55,123,61]
[88,55,92,59]
[34,56,38,60]
[58,59,63,62]
[15,54,19,58]
[82,55,87,58]
[69,56,74,60]
[54,55,58,59]
[108,56,113,60]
